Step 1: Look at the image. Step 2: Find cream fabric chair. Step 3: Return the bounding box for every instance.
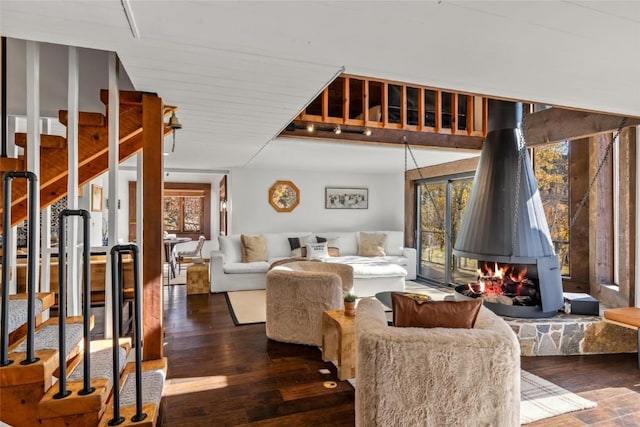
[176,235,206,272]
[265,261,353,346]
[355,298,521,427]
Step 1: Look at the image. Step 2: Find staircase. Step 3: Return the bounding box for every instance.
[0,245,166,427]
[0,93,171,424]
[0,90,173,229]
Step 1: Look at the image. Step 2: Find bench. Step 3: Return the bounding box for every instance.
[603,307,640,368]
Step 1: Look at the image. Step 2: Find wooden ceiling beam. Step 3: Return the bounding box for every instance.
[524,108,640,146]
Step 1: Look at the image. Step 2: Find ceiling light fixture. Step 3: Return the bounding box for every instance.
[333,125,341,135]
[306,123,315,132]
[363,128,372,136]
[167,111,182,152]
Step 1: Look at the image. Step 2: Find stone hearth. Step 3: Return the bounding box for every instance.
[404,282,638,357]
[505,312,637,356]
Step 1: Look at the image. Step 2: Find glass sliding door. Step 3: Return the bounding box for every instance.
[450,178,476,284]
[417,175,474,286]
[417,182,446,282]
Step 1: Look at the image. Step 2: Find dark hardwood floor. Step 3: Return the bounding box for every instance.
[160,285,354,426]
[160,285,640,426]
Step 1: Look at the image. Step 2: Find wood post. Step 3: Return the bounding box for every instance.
[142,93,164,360]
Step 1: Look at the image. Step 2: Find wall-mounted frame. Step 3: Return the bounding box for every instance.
[269,180,300,212]
[91,184,103,212]
[325,187,368,209]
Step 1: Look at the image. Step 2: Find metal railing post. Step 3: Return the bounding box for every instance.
[55,209,94,399]
[1,171,39,366]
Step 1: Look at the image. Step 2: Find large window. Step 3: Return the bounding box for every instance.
[533,141,570,276]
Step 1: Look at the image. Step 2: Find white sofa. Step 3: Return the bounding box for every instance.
[209,231,417,294]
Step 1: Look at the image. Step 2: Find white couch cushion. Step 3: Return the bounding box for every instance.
[219,235,242,263]
[264,232,311,259]
[224,261,269,274]
[381,231,405,256]
[316,231,358,255]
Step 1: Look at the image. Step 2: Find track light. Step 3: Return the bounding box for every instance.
[363,128,372,136]
[306,123,315,132]
[333,125,341,135]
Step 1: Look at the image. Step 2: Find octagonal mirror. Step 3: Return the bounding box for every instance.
[269,180,300,212]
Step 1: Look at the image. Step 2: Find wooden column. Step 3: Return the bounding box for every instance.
[619,127,636,304]
[142,93,163,360]
[589,133,615,302]
[565,139,590,292]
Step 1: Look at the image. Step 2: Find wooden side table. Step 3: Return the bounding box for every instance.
[322,310,355,380]
[186,263,209,295]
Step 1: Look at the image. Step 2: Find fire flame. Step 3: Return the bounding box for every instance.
[468,262,529,297]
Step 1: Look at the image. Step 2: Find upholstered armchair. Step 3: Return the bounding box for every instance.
[355,298,521,427]
[266,261,353,346]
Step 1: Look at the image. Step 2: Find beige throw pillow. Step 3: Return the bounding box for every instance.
[241,234,267,263]
[358,232,387,257]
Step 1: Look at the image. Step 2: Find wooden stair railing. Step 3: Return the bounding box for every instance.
[0,90,173,229]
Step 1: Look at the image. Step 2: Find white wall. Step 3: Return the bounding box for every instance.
[229,167,404,234]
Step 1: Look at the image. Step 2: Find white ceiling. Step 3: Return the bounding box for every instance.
[1,1,639,173]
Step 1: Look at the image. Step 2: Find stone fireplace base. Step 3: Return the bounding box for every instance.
[404,281,638,356]
[505,312,637,356]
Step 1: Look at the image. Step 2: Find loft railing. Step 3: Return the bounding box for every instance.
[298,74,488,136]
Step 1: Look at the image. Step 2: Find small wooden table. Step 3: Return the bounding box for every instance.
[322,310,355,380]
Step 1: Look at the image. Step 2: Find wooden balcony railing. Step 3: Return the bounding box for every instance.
[281,74,488,150]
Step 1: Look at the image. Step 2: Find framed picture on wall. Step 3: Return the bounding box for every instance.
[325,187,368,209]
[91,184,103,211]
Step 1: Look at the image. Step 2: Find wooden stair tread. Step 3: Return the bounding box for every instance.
[67,339,130,383]
[2,293,49,334]
[10,316,86,355]
[14,133,67,149]
[99,358,167,427]
[59,111,106,127]
[39,339,132,422]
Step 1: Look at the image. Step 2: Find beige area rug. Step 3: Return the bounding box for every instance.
[163,264,187,286]
[520,369,596,424]
[225,281,454,325]
[225,290,267,326]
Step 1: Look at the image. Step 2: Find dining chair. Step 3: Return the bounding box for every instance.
[176,235,206,273]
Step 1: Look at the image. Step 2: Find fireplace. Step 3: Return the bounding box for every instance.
[453,100,563,318]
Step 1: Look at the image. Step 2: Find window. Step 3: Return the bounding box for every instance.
[128,182,211,241]
[163,194,204,234]
[533,141,570,276]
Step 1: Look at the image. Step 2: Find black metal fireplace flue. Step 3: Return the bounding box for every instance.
[453,100,563,318]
